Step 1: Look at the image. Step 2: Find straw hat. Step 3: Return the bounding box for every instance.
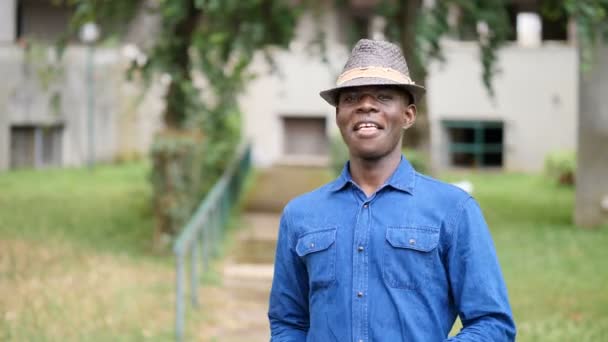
[320,39,425,106]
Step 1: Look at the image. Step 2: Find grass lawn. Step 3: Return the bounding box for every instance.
[0,163,209,341]
[442,172,608,341]
[1,162,607,341]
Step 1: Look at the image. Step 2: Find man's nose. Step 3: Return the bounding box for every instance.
[356,94,378,112]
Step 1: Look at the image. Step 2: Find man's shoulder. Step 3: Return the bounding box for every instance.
[284,180,337,214]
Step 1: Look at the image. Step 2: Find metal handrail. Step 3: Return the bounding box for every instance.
[173,142,252,341]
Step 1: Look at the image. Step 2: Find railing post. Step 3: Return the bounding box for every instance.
[201,225,209,272]
[191,239,200,308]
[210,205,218,257]
[175,253,185,342]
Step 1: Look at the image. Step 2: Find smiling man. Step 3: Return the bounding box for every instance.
[268,39,516,342]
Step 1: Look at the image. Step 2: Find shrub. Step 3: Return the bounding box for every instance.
[544,150,576,186]
[150,130,204,246]
[330,134,349,176]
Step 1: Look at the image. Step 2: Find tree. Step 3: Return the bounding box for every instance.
[558,0,608,227]
[61,0,303,242]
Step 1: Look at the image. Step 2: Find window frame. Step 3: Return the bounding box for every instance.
[443,120,504,168]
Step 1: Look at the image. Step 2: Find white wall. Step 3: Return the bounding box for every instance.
[0,0,16,43]
[427,40,578,172]
[239,11,349,167]
[0,44,163,171]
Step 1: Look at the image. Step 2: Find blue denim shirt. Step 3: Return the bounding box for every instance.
[268,156,516,341]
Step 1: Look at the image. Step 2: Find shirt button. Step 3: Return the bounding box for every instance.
[358,246,364,252]
[310,243,315,248]
[409,238,416,245]
[363,203,369,208]
[357,291,363,298]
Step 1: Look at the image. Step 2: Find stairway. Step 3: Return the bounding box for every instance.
[196,166,332,341]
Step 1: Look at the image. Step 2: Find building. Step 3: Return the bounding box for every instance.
[0,0,579,173]
[0,0,162,171]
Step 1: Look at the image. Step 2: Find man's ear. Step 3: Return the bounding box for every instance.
[402,104,417,130]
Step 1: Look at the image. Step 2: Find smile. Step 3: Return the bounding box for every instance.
[354,122,382,131]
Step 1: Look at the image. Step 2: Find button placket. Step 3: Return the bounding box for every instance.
[352,199,370,342]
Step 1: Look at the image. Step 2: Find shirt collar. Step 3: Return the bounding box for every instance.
[329,155,417,194]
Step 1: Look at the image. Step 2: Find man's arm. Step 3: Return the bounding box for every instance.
[268,210,310,342]
[445,197,516,341]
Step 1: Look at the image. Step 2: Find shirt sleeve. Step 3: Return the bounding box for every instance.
[445,197,516,342]
[268,209,310,341]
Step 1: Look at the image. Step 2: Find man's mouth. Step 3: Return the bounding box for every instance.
[354,121,382,131]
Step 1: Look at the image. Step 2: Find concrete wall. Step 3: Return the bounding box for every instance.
[239,11,349,167]
[427,40,578,172]
[0,0,17,43]
[0,44,163,171]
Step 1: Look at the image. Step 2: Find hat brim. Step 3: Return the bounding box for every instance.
[319,77,426,107]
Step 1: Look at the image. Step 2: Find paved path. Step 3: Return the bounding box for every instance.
[197,212,279,342]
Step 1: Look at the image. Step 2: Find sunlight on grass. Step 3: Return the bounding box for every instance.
[0,163,202,341]
[0,162,248,341]
[0,238,175,341]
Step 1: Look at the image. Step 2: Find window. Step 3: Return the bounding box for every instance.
[444,121,503,168]
[16,0,73,42]
[10,125,63,169]
[282,117,328,157]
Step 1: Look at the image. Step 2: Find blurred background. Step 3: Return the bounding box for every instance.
[0,0,607,341]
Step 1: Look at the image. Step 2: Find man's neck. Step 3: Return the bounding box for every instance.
[349,150,402,198]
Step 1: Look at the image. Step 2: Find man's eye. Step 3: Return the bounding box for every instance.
[377,93,393,101]
[342,94,356,103]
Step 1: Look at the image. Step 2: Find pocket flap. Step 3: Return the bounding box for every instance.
[296,229,336,257]
[386,227,439,252]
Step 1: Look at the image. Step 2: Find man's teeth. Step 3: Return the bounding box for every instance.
[357,123,379,129]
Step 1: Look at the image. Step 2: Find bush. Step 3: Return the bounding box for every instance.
[544,150,576,186]
[150,130,204,246]
[402,148,430,174]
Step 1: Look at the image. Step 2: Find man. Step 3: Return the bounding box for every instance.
[268,39,516,341]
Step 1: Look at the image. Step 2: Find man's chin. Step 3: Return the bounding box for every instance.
[351,149,386,161]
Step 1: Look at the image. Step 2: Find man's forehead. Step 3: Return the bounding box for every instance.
[339,85,403,94]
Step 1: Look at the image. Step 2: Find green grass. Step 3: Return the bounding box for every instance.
[0,163,156,256]
[442,172,608,341]
[0,162,213,341]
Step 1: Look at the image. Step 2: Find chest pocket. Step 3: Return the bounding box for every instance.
[383,226,440,290]
[296,228,337,289]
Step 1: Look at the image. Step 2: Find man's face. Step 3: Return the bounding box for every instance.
[336,85,416,161]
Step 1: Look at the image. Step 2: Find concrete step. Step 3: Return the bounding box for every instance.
[244,166,333,212]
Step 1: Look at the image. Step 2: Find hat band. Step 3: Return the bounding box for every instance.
[336,66,414,86]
